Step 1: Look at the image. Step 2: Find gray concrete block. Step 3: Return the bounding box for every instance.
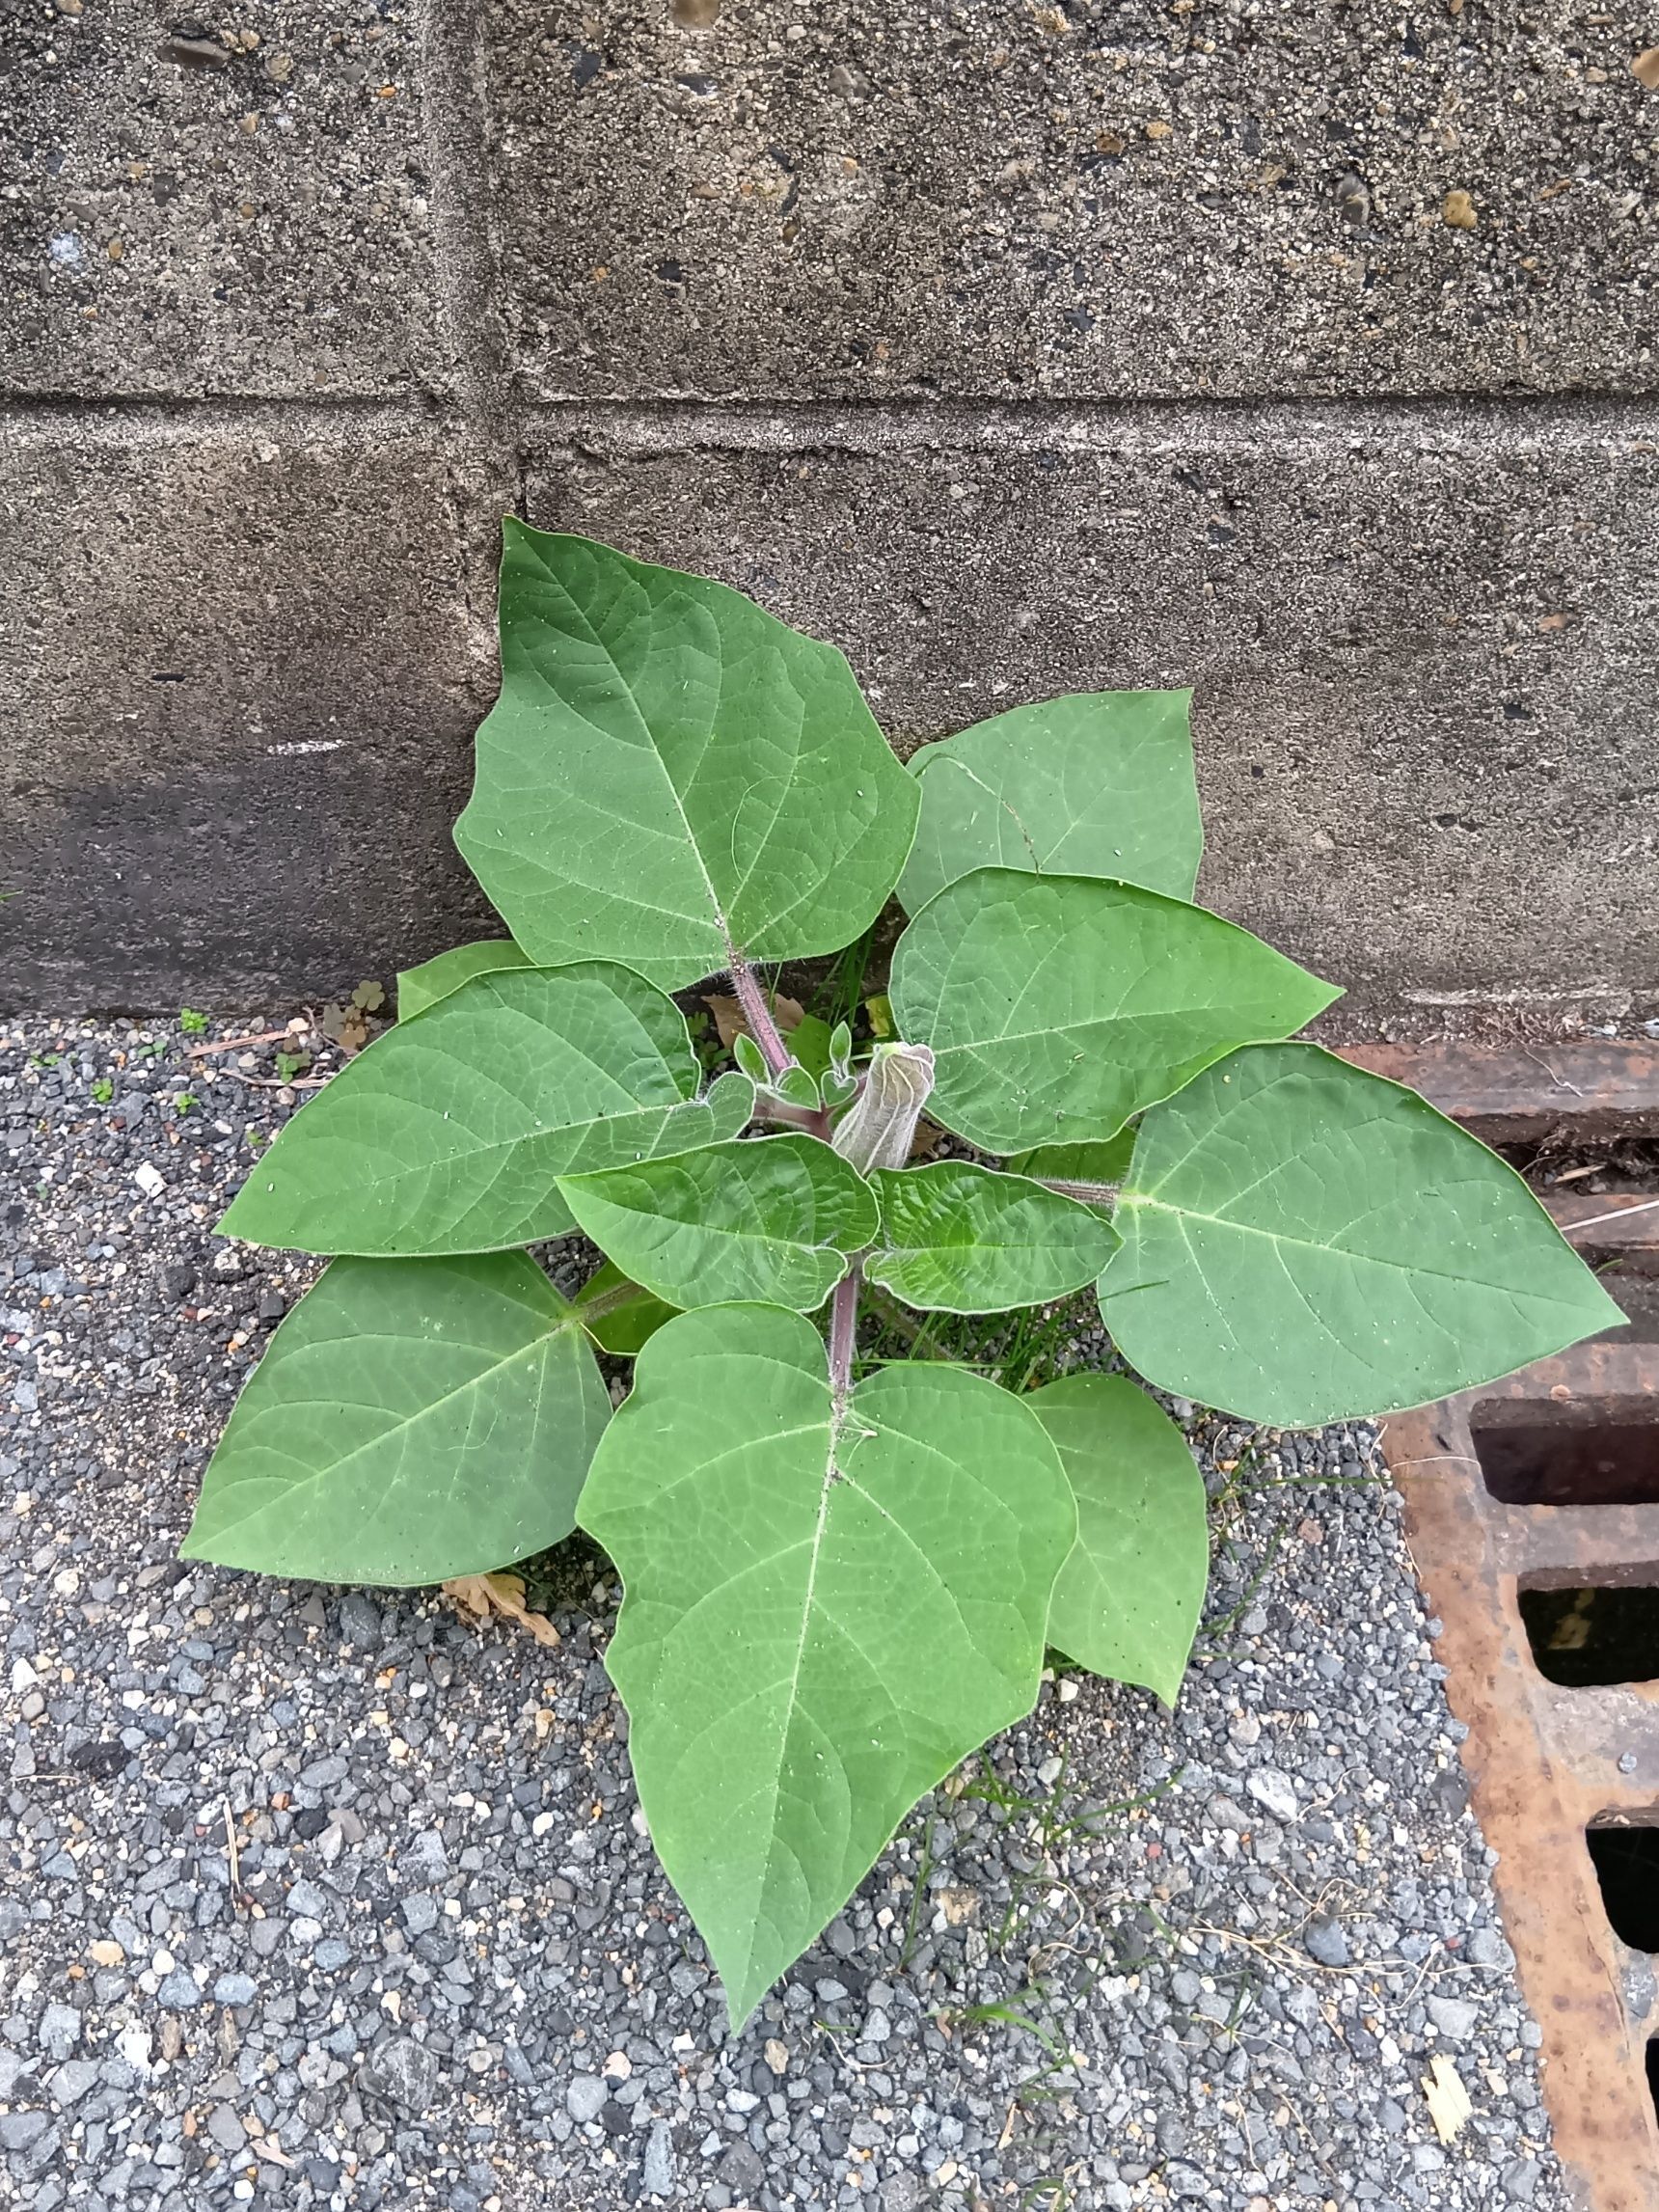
[522,403,1659,1024]
[1,0,448,397]
[487,0,1659,400]
[1,413,505,1008]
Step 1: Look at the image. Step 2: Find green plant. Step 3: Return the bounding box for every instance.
[91,1077,114,1106]
[181,526,1620,2027]
[179,1007,208,1035]
[173,1092,198,1115]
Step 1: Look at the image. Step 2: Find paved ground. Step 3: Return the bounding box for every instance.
[1,1013,1567,2212]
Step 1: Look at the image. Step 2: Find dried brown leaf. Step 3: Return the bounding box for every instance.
[441,1571,560,1648]
[704,992,806,1051]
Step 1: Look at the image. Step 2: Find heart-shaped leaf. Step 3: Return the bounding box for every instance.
[454,528,920,990]
[1028,1374,1209,1705]
[1101,1044,1627,1425]
[892,870,1338,1155]
[898,690,1201,915]
[558,1135,879,1313]
[220,966,753,1257]
[397,938,530,1019]
[866,1161,1118,1314]
[579,1304,1075,2026]
[180,1255,610,1585]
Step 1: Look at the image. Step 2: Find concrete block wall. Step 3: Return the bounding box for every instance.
[4,0,1657,1022]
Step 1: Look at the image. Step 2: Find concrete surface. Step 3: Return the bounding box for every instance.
[3,0,1658,1016]
[0,413,503,1007]
[486,0,1659,402]
[1,0,452,400]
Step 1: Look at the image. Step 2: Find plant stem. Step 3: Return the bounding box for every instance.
[570,1275,646,1324]
[1039,1178,1120,1209]
[726,949,792,1078]
[748,1098,824,1132]
[828,1265,862,1414]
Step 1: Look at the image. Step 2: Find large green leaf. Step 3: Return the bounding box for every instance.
[1101,1044,1627,1426]
[180,1255,610,1584]
[898,691,1201,915]
[558,1135,878,1313]
[579,1304,1075,2026]
[891,870,1338,1155]
[220,966,753,1257]
[866,1161,1118,1314]
[397,938,530,1019]
[1029,1374,1209,1706]
[453,528,920,990]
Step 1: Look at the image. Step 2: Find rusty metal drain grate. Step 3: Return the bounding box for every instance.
[1373,1042,1659,2212]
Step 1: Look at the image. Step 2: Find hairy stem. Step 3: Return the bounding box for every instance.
[749,1098,826,1132]
[1040,1178,1121,1210]
[571,1274,648,1324]
[828,1265,862,1414]
[725,950,792,1079]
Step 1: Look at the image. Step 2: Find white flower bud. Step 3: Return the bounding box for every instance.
[830,1043,936,1176]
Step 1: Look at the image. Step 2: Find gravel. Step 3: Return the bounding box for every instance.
[1,1012,1574,2211]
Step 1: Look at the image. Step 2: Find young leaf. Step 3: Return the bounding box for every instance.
[571,1260,679,1356]
[578,1303,1075,2028]
[558,1135,880,1313]
[220,966,753,1258]
[784,1014,836,1082]
[769,1064,823,1112]
[898,690,1202,915]
[892,870,1338,1155]
[454,527,920,990]
[1028,1374,1209,1706]
[179,1255,610,1584]
[866,1162,1118,1314]
[1101,1043,1628,1426]
[733,1033,771,1086]
[396,938,530,1020]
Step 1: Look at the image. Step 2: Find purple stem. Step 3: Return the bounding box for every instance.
[726,952,792,1079]
[828,1266,861,1413]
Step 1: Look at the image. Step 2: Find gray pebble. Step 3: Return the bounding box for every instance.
[338,1591,383,1650]
[360,2036,441,2113]
[566,2074,609,2123]
[1303,1914,1351,1968]
[1428,1995,1481,2041]
[1245,1767,1299,1823]
[641,2116,675,2195]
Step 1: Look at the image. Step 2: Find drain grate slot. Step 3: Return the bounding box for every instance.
[1586,1819,1659,1953]
[1471,1413,1659,1507]
[1517,1577,1659,1688]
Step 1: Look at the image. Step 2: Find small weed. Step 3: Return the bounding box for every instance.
[174,1093,198,1115]
[952,1999,1070,2065]
[179,1008,208,1035]
[29,1052,61,1071]
[91,1078,113,1106]
[274,1051,311,1083]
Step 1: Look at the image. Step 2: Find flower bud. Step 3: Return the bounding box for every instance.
[830,1043,936,1176]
